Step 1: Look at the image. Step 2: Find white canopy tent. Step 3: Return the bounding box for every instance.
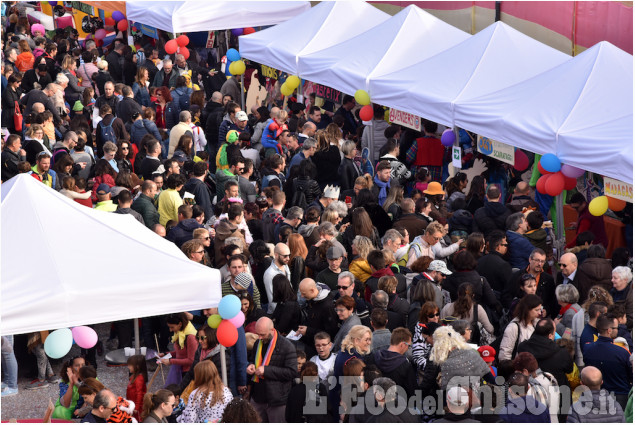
[239,1,389,76]
[370,21,569,128]
[126,0,310,33]
[1,175,222,336]
[297,5,470,100]
[455,41,633,183]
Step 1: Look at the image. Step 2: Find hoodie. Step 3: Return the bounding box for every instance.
[166,218,203,248]
[525,228,549,253]
[372,349,417,398]
[302,288,339,344]
[517,334,573,387]
[130,118,162,145]
[473,201,511,237]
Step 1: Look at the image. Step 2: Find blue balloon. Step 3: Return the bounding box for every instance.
[540,153,561,173]
[218,295,241,319]
[44,328,73,359]
[112,11,125,22]
[226,48,241,62]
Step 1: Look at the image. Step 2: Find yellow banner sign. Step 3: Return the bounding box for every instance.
[604,177,633,203]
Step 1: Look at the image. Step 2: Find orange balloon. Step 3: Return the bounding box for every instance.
[607,196,626,212]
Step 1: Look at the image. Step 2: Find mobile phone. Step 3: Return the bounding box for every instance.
[345,196,352,203]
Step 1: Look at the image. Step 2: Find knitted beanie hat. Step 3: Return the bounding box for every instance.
[235,272,252,290]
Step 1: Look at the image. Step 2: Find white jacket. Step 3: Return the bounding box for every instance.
[498,318,538,361]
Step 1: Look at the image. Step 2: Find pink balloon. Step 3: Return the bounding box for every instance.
[71,326,98,349]
[561,164,585,179]
[94,29,107,40]
[513,149,529,171]
[228,311,245,328]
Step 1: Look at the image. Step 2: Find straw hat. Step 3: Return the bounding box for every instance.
[423,181,445,196]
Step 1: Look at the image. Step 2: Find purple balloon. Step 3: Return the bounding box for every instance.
[561,164,585,178]
[48,1,59,5]
[112,11,125,22]
[441,129,455,147]
[231,28,244,36]
[228,311,245,328]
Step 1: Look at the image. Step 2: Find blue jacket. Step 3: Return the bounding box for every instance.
[506,230,536,270]
[499,395,550,423]
[260,119,280,151]
[130,119,162,146]
[229,326,248,396]
[171,87,193,114]
[583,335,633,395]
[165,219,203,248]
[131,82,151,107]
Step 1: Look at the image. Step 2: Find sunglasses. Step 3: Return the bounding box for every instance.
[428,312,440,318]
[337,285,351,290]
[196,335,207,341]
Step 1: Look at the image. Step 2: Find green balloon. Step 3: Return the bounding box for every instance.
[207,314,222,329]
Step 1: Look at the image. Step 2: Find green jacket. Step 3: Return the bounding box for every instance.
[131,193,160,229]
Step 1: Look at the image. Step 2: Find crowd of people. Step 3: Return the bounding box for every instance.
[1,2,633,423]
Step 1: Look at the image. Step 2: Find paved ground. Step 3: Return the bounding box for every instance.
[1,323,166,421]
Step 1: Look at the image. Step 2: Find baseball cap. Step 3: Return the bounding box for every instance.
[428,260,452,275]
[234,272,252,290]
[446,386,469,407]
[96,184,111,195]
[172,151,187,162]
[235,111,248,121]
[327,245,345,260]
[477,345,496,363]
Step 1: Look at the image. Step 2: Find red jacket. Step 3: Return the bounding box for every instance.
[126,374,146,421]
[91,174,116,203]
[74,190,93,208]
[169,334,198,373]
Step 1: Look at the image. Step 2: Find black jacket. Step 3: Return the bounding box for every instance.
[1,148,25,181]
[504,269,558,318]
[183,177,214,222]
[517,334,573,387]
[338,157,361,192]
[364,270,408,301]
[301,288,340,344]
[285,381,330,423]
[312,145,341,185]
[472,201,511,237]
[20,68,52,93]
[289,256,306,293]
[248,331,297,406]
[93,70,114,97]
[369,350,417,398]
[166,219,203,248]
[271,300,302,335]
[20,89,61,125]
[204,102,224,147]
[387,293,409,330]
[476,251,513,294]
[138,156,162,181]
[442,270,500,311]
[362,203,392,237]
[116,97,143,128]
[105,50,124,83]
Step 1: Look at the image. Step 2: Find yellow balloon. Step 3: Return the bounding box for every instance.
[384,109,391,123]
[588,196,608,216]
[228,62,237,75]
[280,82,293,97]
[233,60,246,75]
[354,89,370,106]
[286,75,300,89]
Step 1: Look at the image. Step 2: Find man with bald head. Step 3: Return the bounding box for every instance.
[508,181,540,212]
[297,121,317,145]
[262,243,291,314]
[297,278,339,358]
[246,317,297,423]
[394,198,429,239]
[557,252,580,287]
[567,366,625,422]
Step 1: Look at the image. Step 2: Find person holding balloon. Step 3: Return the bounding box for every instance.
[52,355,87,419]
[158,313,199,380]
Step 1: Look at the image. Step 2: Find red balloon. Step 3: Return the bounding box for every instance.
[536,174,549,194]
[607,197,626,212]
[117,20,128,31]
[176,35,189,47]
[563,176,577,191]
[545,172,565,196]
[513,149,529,171]
[178,47,190,60]
[243,27,256,35]
[105,17,115,27]
[95,39,103,47]
[165,39,178,55]
[131,26,138,32]
[217,321,238,347]
[537,161,553,175]
[359,105,373,122]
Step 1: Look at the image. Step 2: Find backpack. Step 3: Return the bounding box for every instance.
[291,179,308,209]
[177,89,190,112]
[261,173,281,190]
[397,242,422,267]
[100,119,117,144]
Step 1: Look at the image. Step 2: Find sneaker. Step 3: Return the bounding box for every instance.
[1,387,18,397]
[25,379,49,390]
[47,375,61,384]
[1,382,7,391]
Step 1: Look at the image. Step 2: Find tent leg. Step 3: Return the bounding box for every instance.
[297,80,303,104]
[555,192,566,262]
[369,117,375,168]
[220,345,228,386]
[134,318,140,355]
[240,74,245,111]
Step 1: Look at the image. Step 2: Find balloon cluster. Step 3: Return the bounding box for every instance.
[281,75,300,97]
[206,295,244,347]
[165,35,191,59]
[44,326,98,359]
[226,49,246,76]
[587,195,626,216]
[354,90,373,121]
[535,154,579,197]
[231,28,256,36]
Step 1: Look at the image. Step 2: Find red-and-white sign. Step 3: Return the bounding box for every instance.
[389,108,421,131]
[206,31,215,49]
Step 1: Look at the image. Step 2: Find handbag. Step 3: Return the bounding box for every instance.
[13,101,23,131]
[473,303,495,346]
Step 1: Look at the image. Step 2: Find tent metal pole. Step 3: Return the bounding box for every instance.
[369,117,375,167]
[555,192,566,261]
[297,80,303,103]
[134,318,140,355]
[220,345,228,386]
[240,74,245,111]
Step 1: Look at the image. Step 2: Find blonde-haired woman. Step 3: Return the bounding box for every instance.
[177,360,233,423]
[61,54,84,104]
[349,235,374,283]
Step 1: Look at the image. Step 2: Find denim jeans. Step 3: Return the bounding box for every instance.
[33,343,53,380]
[1,336,18,389]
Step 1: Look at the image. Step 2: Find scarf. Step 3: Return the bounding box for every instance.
[171,321,197,349]
[558,303,577,316]
[373,174,390,206]
[252,330,278,383]
[371,267,394,279]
